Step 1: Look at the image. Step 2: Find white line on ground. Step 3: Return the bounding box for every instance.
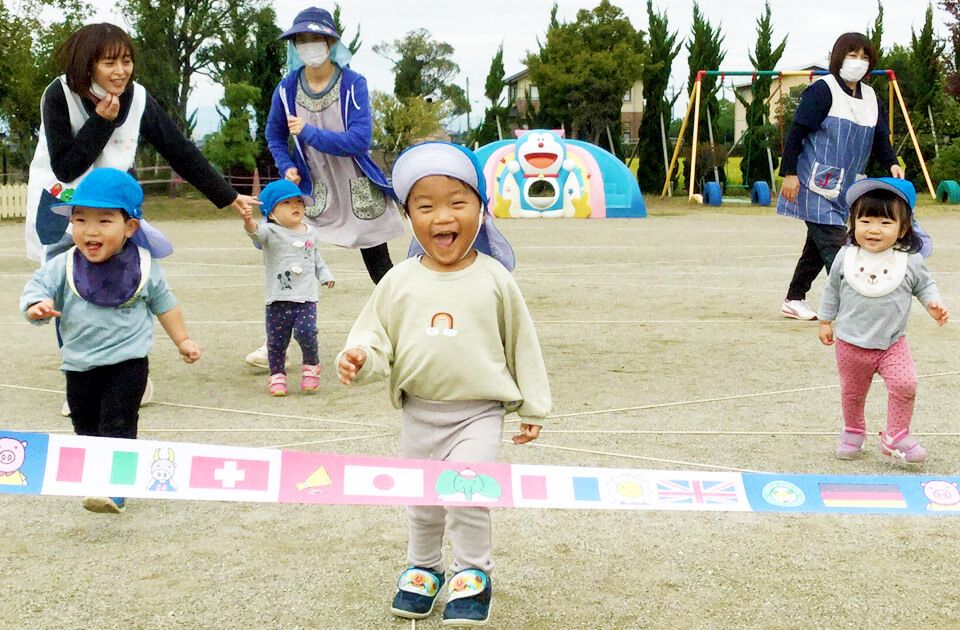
[265,432,397,449]
[522,441,768,474]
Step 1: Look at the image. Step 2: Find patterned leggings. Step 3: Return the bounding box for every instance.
[266,301,318,375]
[836,337,918,436]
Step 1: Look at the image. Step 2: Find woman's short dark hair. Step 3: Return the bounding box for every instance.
[829,32,877,78]
[55,24,136,96]
[846,190,922,254]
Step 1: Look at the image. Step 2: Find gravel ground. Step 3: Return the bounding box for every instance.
[2,197,960,629]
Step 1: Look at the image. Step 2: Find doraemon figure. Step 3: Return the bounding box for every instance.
[494,130,590,218]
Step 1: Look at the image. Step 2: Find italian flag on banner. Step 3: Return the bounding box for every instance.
[41,434,282,502]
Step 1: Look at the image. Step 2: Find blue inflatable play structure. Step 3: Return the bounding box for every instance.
[474,130,645,219]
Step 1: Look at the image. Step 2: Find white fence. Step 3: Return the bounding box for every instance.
[0,184,27,219]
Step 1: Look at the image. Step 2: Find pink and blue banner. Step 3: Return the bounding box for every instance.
[2,431,959,514]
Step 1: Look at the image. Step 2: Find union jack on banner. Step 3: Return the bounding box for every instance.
[656,479,740,505]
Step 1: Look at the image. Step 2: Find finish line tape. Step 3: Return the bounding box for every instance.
[2,431,960,514]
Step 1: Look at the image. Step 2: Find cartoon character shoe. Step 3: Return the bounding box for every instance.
[82,496,125,514]
[880,429,928,465]
[301,364,321,391]
[835,428,866,460]
[390,567,445,619]
[268,373,287,396]
[442,569,492,627]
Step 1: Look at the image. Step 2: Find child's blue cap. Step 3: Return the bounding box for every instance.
[51,167,144,219]
[846,177,917,210]
[846,177,932,258]
[49,167,173,258]
[393,142,515,271]
[279,7,340,40]
[258,179,314,217]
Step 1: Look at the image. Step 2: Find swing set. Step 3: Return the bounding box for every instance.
[662,69,936,205]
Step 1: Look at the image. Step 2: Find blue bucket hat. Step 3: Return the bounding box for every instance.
[258,179,314,217]
[50,167,173,258]
[846,177,932,257]
[279,7,340,40]
[392,142,515,271]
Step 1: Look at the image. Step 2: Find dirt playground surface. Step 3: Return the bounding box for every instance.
[2,197,960,629]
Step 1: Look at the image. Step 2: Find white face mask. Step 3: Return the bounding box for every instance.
[89,82,109,99]
[296,41,330,67]
[839,58,869,83]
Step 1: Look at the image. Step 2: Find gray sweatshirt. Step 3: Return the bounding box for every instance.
[820,245,941,350]
[250,222,334,304]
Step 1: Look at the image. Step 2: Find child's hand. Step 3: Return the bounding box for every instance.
[512,423,541,445]
[26,299,60,321]
[285,168,301,185]
[287,116,306,135]
[178,339,202,364]
[818,321,834,345]
[238,205,253,222]
[338,348,366,384]
[324,281,335,289]
[231,194,261,215]
[927,301,949,326]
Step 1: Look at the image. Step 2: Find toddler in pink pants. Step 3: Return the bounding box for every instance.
[818,178,948,464]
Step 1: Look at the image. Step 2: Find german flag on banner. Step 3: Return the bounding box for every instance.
[818,483,908,509]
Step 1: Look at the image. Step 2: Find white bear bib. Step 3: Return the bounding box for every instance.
[843,246,907,297]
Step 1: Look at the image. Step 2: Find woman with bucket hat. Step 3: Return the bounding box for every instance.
[249,7,403,368]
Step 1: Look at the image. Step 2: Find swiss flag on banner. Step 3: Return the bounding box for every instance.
[189,456,270,491]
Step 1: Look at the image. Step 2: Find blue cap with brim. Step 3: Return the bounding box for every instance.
[50,167,173,258]
[259,179,314,217]
[846,177,932,257]
[279,7,340,40]
[393,142,515,271]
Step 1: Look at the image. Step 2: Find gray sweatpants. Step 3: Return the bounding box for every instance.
[400,396,505,575]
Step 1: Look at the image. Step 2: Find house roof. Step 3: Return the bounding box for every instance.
[504,68,530,85]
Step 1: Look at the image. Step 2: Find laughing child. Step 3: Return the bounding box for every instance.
[337,142,551,627]
[20,167,200,514]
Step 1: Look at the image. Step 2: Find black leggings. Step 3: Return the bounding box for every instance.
[786,222,847,301]
[66,358,148,440]
[360,243,393,284]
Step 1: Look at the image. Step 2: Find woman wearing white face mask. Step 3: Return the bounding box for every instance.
[776,33,904,322]
[255,7,403,369]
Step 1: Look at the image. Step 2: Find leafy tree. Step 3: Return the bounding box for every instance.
[200,4,283,161]
[370,91,449,161]
[942,0,960,97]
[331,4,361,55]
[738,1,786,186]
[0,0,88,171]
[685,1,726,188]
[471,44,510,146]
[526,0,647,152]
[373,28,460,100]
[120,0,253,131]
[866,1,887,94]
[634,0,680,193]
[202,82,260,188]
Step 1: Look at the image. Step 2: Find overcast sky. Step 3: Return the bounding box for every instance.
[82,0,948,134]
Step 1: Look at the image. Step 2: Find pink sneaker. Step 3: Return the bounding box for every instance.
[880,429,928,465]
[268,373,287,396]
[301,364,321,391]
[835,428,866,460]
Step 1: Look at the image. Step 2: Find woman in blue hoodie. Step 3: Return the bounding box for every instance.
[265,7,403,283]
[253,7,405,368]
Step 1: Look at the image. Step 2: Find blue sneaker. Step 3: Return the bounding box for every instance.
[390,567,445,619]
[442,569,491,627]
[81,496,125,514]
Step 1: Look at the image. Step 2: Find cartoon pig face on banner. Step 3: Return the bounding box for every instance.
[0,437,27,474]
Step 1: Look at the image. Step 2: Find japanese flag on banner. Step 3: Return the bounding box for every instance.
[342,465,425,500]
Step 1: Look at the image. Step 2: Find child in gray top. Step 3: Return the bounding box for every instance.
[240,179,334,396]
[819,178,948,464]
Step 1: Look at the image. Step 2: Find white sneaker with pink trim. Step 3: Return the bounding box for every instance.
[780,299,818,321]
